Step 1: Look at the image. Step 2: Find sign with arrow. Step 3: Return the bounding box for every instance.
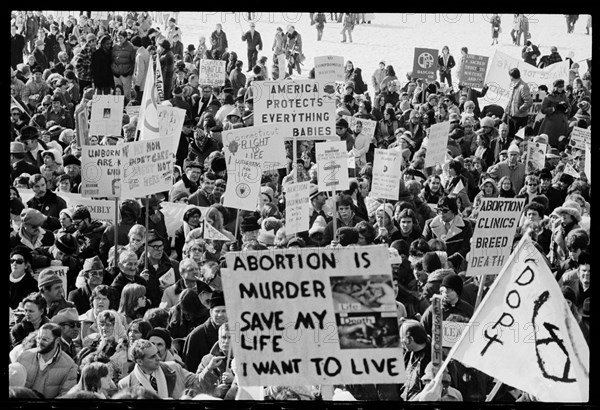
[315,141,349,192]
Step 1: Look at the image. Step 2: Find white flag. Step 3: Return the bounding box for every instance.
[137,55,160,141]
[563,163,580,179]
[448,236,589,402]
[452,179,465,195]
[203,221,232,242]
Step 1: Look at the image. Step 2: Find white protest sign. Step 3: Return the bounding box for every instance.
[198,59,227,87]
[253,80,337,140]
[204,221,232,241]
[424,121,451,168]
[529,89,547,115]
[442,321,469,348]
[584,143,591,183]
[223,157,262,211]
[563,163,580,179]
[314,55,345,83]
[482,50,570,109]
[17,189,34,205]
[525,141,547,173]
[222,124,287,171]
[467,197,525,276]
[81,145,122,198]
[569,127,591,151]
[89,95,125,137]
[160,202,208,246]
[452,179,465,195]
[284,181,310,235]
[371,149,402,200]
[158,105,186,154]
[120,137,174,198]
[58,192,116,225]
[315,141,350,192]
[342,115,377,140]
[125,105,140,120]
[450,237,589,402]
[222,245,404,386]
[158,267,176,288]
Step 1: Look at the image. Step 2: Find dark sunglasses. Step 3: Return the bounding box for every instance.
[437,208,451,214]
[11,258,25,264]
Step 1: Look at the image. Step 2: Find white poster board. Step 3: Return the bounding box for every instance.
[222,245,404,386]
[284,181,310,235]
[525,141,547,173]
[120,137,174,198]
[198,59,227,87]
[222,157,262,211]
[89,95,125,136]
[315,141,350,192]
[314,55,345,83]
[569,127,591,151]
[424,121,450,168]
[158,105,186,154]
[58,192,117,225]
[371,149,402,200]
[80,145,122,198]
[222,123,287,172]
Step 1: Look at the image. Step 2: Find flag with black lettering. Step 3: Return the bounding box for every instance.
[449,236,589,402]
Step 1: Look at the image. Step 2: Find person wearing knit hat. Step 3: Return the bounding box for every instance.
[441,273,464,297]
[422,251,442,274]
[37,268,64,293]
[240,214,261,236]
[20,208,47,227]
[53,232,78,255]
[147,327,175,361]
[446,252,465,274]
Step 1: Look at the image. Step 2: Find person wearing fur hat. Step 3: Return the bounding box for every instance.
[422,196,473,258]
[10,208,55,250]
[67,256,107,315]
[549,200,583,268]
[538,79,571,148]
[10,246,39,309]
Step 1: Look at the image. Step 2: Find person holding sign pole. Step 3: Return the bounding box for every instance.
[322,195,364,246]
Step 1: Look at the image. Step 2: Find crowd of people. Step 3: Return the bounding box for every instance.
[9,11,591,402]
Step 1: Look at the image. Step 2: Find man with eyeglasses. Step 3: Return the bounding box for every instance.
[50,307,82,360]
[17,323,78,398]
[422,196,473,258]
[68,256,108,314]
[139,230,180,308]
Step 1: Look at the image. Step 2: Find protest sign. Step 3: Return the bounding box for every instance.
[80,145,122,198]
[449,236,589,402]
[569,127,591,151]
[137,55,160,141]
[284,181,310,235]
[315,141,350,192]
[584,143,591,183]
[467,197,525,276]
[460,54,489,89]
[157,105,186,153]
[17,189,34,205]
[125,105,140,120]
[222,245,404,386]
[442,321,469,348]
[198,59,227,87]
[160,202,208,246]
[482,50,570,109]
[371,149,402,200]
[120,137,174,198]
[412,48,438,81]
[342,115,377,140]
[223,156,262,211]
[253,80,337,140]
[525,141,547,173]
[204,221,232,241]
[158,268,176,288]
[314,55,345,83]
[89,95,125,137]
[222,123,287,171]
[44,266,69,299]
[58,192,116,225]
[431,295,443,367]
[424,121,450,168]
[529,89,547,115]
[563,163,581,179]
[75,103,90,146]
[154,55,165,102]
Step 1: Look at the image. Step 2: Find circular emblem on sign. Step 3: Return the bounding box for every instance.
[418,52,435,69]
[236,183,250,198]
[227,140,239,155]
[82,162,102,183]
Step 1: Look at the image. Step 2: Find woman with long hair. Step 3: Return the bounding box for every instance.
[377,108,401,148]
[420,174,446,205]
[497,176,516,198]
[118,283,149,325]
[471,178,500,220]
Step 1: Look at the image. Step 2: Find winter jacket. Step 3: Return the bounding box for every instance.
[422,214,473,258]
[210,30,228,55]
[241,30,263,50]
[75,44,95,83]
[118,361,200,399]
[74,219,107,260]
[45,106,74,129]
[349,67,367,95]
[539,91,570,147]
[134,46,151,88]
[91,48,115,89]
[229,68,246,96]
[183,317,219,373]
[438,54,456,74]
[111,40,136,76]
[197,342,235,398]
[9,272,40,310]
[17,348,78,398]
[27,190,67,219]
[22,78,50,105]
[505,78,533,118]
[487,160,527,193]
[272,31,286,55]
[285,30,302,56]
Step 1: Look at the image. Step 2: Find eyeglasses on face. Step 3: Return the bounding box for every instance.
[11,258,25,264]
[437,208,450,214]
[149,244,164,250]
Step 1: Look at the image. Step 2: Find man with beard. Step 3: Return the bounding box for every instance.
[37,268,76,319]
[71,206,107,261]
[17,323,78,398]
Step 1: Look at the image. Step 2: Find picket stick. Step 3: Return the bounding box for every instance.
[144,195,149,271]
[474,276,486,309]
[113,198,119,267]
[486,379,504,401]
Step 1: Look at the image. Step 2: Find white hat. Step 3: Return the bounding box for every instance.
[309,215,327,236]
[9,363,27,387]
[507,144,520,154]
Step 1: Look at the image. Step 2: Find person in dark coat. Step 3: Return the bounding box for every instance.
[422,196,473,258]
[167,288,210,340]
[10,246,39,310]
[521,40,540,67]
[210,24,228,60]
[539,79,570,148]
[26,174,67,221]
[91,35,115,94]
[11,24,26,69]
[67,256,107,314]
[99,199,142,266]
[182,292,227,373]
[158,39,175,100]
[241,22,262,71]
[438,46,456,87]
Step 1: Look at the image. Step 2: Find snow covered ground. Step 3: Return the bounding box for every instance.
[174,12,592,85]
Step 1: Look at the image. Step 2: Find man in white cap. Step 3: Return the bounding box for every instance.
[308,184,331,227]
[487,143,527,193]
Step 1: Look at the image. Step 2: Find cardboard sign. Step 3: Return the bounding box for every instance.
[314,55,345,83]
[371,149,402,200]
[315,141,350,192]
[450,237,589,402]
[467,197,525,276]
[284,181,310,235]
[525,141,547,173]
[460,54,489,89]
[569,127,591,151]
[342,115,377,140]
[198,59,227,87]
[120,137,174,198]
[253,80,337,140]
[80,145,123,198]
[161,202,206,246]
[204,221,232,241]
[58,192,117,225]
[482,50,570,110]
[412,48,438,81]
[528,90,547,115]
[157,105,186,154]
[75,103,90,146]
[424,121,451,168]
[222,124,287,171]
[89,95,125,137]
[223,157,262,211]
[584,143,591,183]
[222,245,404,386]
